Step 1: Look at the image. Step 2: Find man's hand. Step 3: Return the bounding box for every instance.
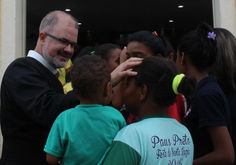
[111,57,143,87]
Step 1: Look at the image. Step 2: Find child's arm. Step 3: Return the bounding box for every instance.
[44,115,64,165]
[102,141,141,165]
[193,126,235,165]
[46,153,61,165]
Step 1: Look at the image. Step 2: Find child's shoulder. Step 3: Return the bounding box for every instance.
[56,107,77,119]
[116,121,142,135]
[103,105,122,113]
[103,106,125,118]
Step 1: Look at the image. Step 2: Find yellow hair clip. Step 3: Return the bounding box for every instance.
[172,74,185,94]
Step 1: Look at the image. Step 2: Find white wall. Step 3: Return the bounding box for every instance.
[213,0,236,36]
[0,0,26,82]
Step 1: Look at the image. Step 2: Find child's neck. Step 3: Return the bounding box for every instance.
[138,104,168,120]
[79,98,105,105]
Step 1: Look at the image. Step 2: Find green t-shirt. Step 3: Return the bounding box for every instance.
[44,104,126,165]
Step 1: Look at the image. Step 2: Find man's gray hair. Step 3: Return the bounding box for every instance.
[39,10,78,33]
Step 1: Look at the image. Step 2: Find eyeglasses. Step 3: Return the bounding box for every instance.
[44,32,79,51]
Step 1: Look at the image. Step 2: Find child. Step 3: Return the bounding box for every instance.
[177,22,234,164]
[95,43,124,110]
[95,43,121,73]
[44,55,126,165]
[102,56,196,164]
[125,30,186,123]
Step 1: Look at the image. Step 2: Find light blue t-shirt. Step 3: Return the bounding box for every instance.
[103,116,194,165]
[44,104,126,165]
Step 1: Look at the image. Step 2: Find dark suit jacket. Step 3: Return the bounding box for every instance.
[0,57,80,165]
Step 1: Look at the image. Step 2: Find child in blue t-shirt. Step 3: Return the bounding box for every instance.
[102,56,196,165]
[44,55,126,165]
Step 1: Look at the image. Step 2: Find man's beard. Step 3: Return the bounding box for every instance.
[43,41,69,68]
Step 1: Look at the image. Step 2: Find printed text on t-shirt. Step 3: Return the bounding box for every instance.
[151,134,191,164]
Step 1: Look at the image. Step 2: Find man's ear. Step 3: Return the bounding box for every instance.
[104,82,112,96]
[39,32,47,45]
[139,84,148,101]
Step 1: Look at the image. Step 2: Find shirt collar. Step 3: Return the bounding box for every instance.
[140,115,172,121]
[197,76,217,91]
[27,50,58,75]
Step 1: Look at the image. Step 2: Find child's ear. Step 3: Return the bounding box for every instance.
[167,53,174,61]
[181,52,185,64]
[103,81,112,106]
[104,81,112,96]
[139,84,147,101]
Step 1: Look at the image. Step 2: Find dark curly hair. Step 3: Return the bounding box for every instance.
[178,22,217,72]
[133,56,196,106]
[70,55,110,98]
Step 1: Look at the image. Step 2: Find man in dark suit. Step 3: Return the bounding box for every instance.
[0,11,80,165]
